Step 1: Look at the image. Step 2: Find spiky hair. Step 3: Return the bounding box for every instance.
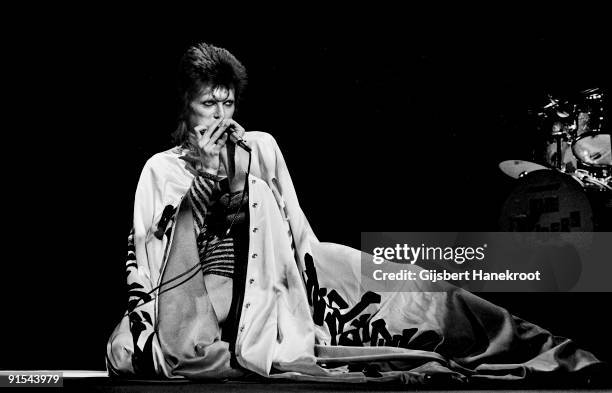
[173,42,248,144]
[178,42,247,102]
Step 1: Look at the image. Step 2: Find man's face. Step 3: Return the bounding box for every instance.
[187,85,236,131]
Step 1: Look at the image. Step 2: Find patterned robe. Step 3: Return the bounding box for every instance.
[106,131,602,384]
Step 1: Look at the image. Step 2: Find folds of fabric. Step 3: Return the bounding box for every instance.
[300,242,602,382]
[156,197,244,380]
[106,131,604,383]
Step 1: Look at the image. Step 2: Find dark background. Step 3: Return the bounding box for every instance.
[1,9,610,369]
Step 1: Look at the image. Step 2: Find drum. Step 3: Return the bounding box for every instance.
[572,132,612,166]
[570,88,611,184]
[498,160,550,179]
[499,169,612,232]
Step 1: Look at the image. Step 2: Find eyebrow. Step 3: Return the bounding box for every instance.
[201,95,235,102]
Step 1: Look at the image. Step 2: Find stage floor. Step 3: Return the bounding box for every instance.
[4,370,609,392]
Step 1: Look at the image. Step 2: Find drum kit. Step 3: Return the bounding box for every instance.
[499,88,611,231]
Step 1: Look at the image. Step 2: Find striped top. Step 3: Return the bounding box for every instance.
[188,175,248,278]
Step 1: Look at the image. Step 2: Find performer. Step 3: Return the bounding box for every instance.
[106,42,603,384]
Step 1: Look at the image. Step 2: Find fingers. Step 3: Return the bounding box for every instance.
[212,131,229,149]
[224,119,246,139]
[209,119,231,146]
[194,124,207,137]
[197,117,223,139]
[183,120,231,176]
[192,118,221,149]
[194,119,232,150]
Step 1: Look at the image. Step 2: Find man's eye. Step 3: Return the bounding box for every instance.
[202,101,215,107]
[224,100,235,107]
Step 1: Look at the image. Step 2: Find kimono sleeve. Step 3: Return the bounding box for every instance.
[106,159,164,377]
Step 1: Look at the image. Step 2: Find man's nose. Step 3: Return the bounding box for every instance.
[213,103,225,119]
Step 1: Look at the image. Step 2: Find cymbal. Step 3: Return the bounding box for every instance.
[499,160,550,179]
[580,87,601,96]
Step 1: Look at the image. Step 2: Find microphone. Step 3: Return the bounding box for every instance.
[225,125,252,152]
[194,124,252,152]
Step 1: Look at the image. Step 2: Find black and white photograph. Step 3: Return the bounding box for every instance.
[1,7,611,391]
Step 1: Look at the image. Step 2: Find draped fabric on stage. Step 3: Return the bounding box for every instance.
[106,131,603,384]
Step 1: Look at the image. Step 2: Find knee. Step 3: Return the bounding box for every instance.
[106,330,135,375]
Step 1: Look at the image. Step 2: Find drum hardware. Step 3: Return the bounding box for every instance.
[552,132,565,170]
[499,88,610,231]
[573,169,612,191]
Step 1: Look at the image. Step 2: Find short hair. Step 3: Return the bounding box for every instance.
[173,42,248,145]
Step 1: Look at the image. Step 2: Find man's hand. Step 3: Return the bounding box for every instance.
[179,118,231,176]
